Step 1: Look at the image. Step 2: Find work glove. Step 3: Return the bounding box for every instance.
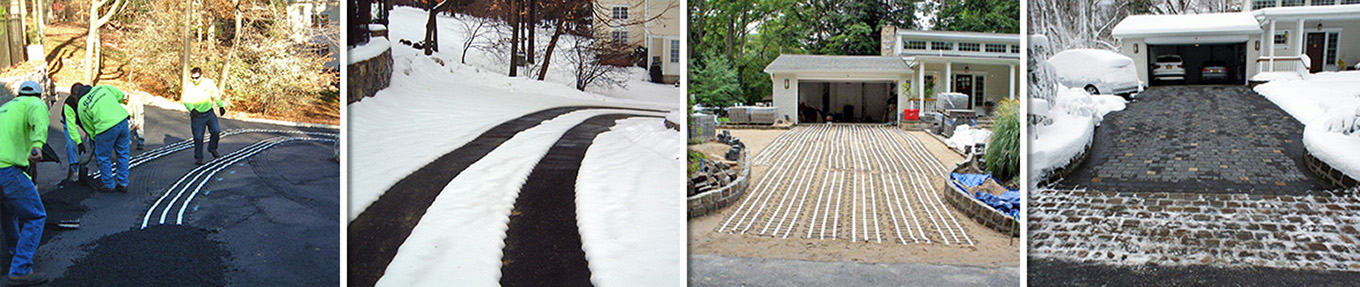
[29,148,41,162]
[218,107,226,116]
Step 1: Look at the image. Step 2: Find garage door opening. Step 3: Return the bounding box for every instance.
[1148,43,1246,85]
[797,81,896,123]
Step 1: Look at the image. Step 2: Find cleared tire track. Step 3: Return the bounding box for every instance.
[347,106,665,287]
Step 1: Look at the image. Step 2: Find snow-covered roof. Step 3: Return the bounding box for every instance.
[1112,13,1262,38]
[897,30,1020,43]
[764,55,909,74]
[1253,5,1360,20]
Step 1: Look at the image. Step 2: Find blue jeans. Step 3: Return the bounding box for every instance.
[64,123,80,174]
[191,110,221,161]
[0,167,45,276]
[94,119,131,189]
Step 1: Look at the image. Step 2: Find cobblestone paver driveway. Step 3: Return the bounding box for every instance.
[1057,85,1327,194]
[1030,188,1360,271]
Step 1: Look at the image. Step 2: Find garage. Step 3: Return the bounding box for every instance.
[797,81,896,123]
[1147,42,1247,85]
[1111,12,1263,87]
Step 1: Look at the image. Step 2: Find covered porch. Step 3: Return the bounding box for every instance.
[1255,5,1360,79]
[906,56,1020,119]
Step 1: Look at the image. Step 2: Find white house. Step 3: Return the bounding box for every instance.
[287,0,340,70]
[764,26,1021,124]
[594,0,681,83]
[1112,0,1360,84]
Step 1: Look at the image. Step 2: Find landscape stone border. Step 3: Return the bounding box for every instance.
[688,150,750,218]
[942,175,1020,237]
[346,47,392,104]
[1305,151,1359,189]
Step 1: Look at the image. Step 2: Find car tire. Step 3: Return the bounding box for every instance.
[1084,85,1099,95]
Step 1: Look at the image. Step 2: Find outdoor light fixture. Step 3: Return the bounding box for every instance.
[784,78,789,89]
[1318,23,1323,31]
[964,66,970,73]
[1134,43,1139,54]
[1255,40,1260,51]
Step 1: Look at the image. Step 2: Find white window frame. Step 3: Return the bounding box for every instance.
[958,42,981,52]
[611,5,629,20]
[904,40,927,50]
[612,29,628,44]
[930,41,951,51]
[985,43,1007,53]
[670,39,680,63]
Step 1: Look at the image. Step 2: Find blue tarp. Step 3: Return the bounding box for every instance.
[951,173,1021,218]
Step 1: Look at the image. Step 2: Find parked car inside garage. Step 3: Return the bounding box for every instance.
[1201,61,1230,82]
[1153,54,1185,82]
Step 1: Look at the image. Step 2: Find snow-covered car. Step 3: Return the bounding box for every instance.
[1201,61,1229,82]
[1048,49,1142,96]
[1153,55,1185,82]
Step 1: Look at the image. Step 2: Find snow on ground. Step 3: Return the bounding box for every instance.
[1029,87,1127,185]
[576,118,684,286]
[1256,71,1360,180]
[944,125,991,152]
[1250,71,1301,82]
[349,6,675,218]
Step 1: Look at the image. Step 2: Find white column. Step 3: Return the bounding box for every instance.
[1269,20,1276,71]
[1296,19,1305,55]
[918,61,926,117]
[1008,64,1016,101]
[944,61,953,93]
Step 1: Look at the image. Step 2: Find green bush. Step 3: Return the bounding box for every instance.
[687,151,707,173]
[984,100,1020,182]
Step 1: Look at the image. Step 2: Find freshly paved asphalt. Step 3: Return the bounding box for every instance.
[346,106,664,287]
[8,94,339,286]
[689,254,1020,287]
[1058,85,1327,194]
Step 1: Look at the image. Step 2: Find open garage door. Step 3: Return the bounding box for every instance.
[1148,43,1246,85]
[797,81,896,123]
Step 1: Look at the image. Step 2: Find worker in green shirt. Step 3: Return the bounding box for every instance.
[76,85,132,193]
[0,81,51,286]
[182,67,227,165]
[63,83,91,182]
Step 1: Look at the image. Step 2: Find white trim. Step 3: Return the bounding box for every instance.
[1145,35,1250,44]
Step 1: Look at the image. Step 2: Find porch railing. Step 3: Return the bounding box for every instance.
[1256,55,1310,79]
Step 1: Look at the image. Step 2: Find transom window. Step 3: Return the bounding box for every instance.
[958,43,981,52]
[985,44,1007,53]
[904,40,927,50]
[930,41,951,50]
[611,6,628,20]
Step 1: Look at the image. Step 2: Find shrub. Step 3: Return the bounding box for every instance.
[985,99,1020,182]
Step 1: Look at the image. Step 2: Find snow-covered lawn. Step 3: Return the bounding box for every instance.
[1029,88,1126,184]
[349,6,682,286]
[1254,71,1360,180]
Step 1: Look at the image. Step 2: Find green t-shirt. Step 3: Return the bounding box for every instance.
[77,85,130,136]
[0,96,49,168]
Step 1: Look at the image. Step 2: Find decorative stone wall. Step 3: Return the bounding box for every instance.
[1305,152,1359,189]
[688,152,751,218]
[941,181,1020,237]
[346,49,392,104]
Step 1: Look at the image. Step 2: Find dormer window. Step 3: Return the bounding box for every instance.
[985,44,1007,53]
[959,43,981,52]
[904,40,927,50]
[930,41,951,50]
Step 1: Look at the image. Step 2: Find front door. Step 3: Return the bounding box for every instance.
[954,74,974,109]
[1307,33,1326,73]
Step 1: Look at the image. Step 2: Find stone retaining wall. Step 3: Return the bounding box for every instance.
[347,48,392,104]
[941,181,1020,237]
[1305,152,1359,189]
[688,151,750,218]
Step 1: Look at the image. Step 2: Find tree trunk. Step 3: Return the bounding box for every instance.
[82,0,132,83]
[526,0,534,64]
[179,0,193,99]
[509,0,519,77]
[218,0,242,92]
[537,19,563,81]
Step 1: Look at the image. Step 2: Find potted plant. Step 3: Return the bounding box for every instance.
[984,100,996,115]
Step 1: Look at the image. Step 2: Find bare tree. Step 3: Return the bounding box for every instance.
[564,35,626,91]
[218,0,244,92]
[457,14,493,64]
[83,0,130,84]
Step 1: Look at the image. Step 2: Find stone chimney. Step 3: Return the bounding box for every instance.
[881,25,897,56]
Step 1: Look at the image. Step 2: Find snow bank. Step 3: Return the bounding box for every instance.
[1029,88,1127,185]
[1255,71,1360,180]
[944,125,992,151]
[349,37,391,65]
[1250,71,1301,83]
[576,118,684,286]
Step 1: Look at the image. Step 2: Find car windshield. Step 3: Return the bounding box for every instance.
[1157,55,1181,63]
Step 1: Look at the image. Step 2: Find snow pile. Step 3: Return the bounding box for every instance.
[1030,88,1127,185]
[1255,71,1360,180]
[349,37,392,65]
[1048,49,1139,93]
[944,125,992,151]
[576,118,684,286]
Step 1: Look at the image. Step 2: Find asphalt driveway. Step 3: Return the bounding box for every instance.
[1057,85,1327,194]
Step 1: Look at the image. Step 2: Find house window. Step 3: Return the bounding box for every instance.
[1282,0,1305,6]
[985,44,1007,53]
[1253,0,1277,8]
[931,41,951,51]
[1010,45,1020,53]
[611,6,628,20]
[1326,32,1339,64]
[611,30,628,44]
[1311,0,1335,5]
[974,76,986,107]
[1275,33,1288,45]
[904,40,927,50]
[670,39,680,63]
[958,43,980,52]
[1345,0,1360,4]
